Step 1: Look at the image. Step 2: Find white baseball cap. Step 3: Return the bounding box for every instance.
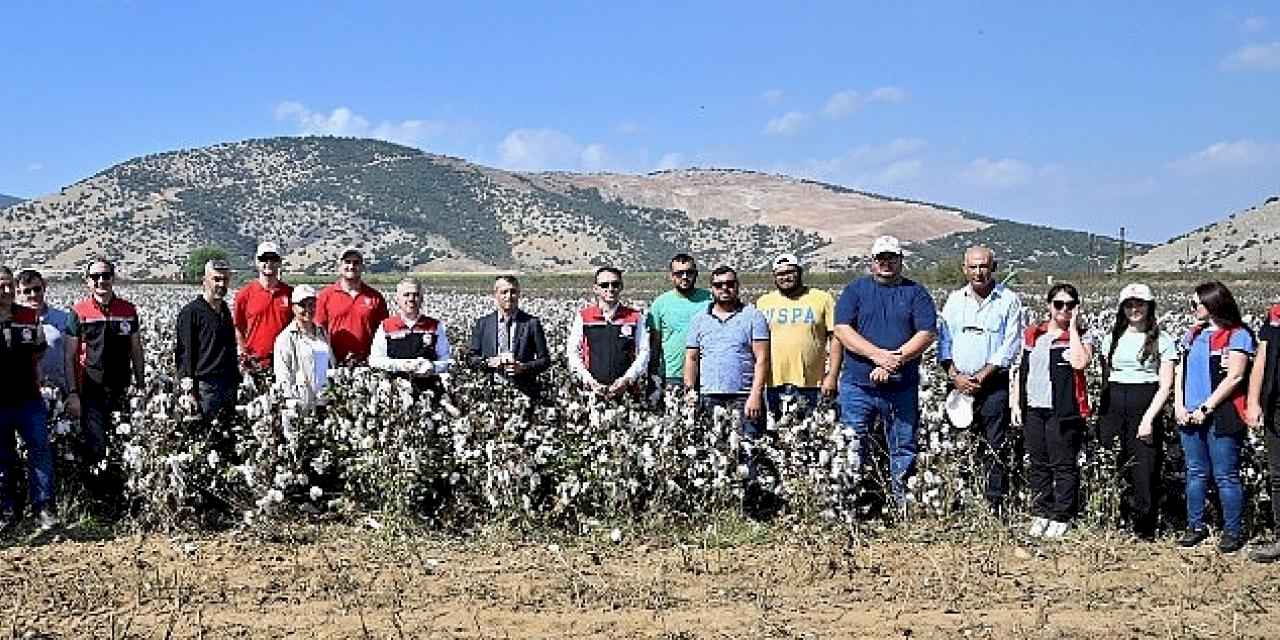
[772,253,802,273]
[1118,283,1154,303]
[945,389,974,428]
[290,284,317,304]
[255,241,282,260]
[870,235,903,256]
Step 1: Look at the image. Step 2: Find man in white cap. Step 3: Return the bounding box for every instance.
[937,245,1023,516]
[833,235,937,518]
[756,253,841,418]
[233,241,293,377]
[314,246,388,365]
[176,259,241,420]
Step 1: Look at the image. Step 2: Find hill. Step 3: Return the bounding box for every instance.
[0,194,21,208]
[0,136,1134,277]
[1129,196,1280,273]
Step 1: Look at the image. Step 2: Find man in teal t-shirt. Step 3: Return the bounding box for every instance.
[648,253,712,390]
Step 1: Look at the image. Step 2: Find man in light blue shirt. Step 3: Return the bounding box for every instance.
[936,246,1023,514]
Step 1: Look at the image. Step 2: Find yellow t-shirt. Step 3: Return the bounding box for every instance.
[755,288,836,387]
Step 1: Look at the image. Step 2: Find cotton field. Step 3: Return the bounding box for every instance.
[28,279,1280,534]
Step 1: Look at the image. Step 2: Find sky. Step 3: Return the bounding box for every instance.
[2,2,1278,243]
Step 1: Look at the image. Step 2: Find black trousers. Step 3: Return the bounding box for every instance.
[1265,404,1280,529]
[1024,408,1083,522]
[81,378,126,468]
[968,382,1011,507]
[1097,382,1164,536]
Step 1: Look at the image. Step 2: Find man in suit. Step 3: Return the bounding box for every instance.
[466,275,551,400]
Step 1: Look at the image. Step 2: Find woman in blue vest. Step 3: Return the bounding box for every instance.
[1174,281,1253,553]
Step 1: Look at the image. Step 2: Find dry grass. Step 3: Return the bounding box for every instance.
[3,517,1279,639]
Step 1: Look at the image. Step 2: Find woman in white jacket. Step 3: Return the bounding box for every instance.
[273,285,332,411]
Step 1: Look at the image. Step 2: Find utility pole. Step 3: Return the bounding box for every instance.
[1118,227,1126,274]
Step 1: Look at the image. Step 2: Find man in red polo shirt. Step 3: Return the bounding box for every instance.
[314,246,388,365]
[233,241,293,375]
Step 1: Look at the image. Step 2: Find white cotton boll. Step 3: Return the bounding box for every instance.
[309,486,323,501]
[115,423,132,436]
[54,420,72,436]
[610,528,623,543]
[207,451,220,468]
[267,489,284,504]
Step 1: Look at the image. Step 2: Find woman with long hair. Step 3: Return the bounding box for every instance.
[1011,282,1092,539]
[1097,283,1177,540]
[1174,281,1254,553]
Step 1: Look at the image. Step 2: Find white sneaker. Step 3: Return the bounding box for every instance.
[1043,520,1070,539]
[1028,517,1050,538]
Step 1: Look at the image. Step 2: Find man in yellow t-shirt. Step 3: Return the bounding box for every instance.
[755,254,842,418]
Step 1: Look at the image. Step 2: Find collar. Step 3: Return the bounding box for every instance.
[338,279,364,295]
[400,312,422,325]
[707,301,744,318]
[498,309,517,323]
[596,300,620,318]
[964,282,1001,300]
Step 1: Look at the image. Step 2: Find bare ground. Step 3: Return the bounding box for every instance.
[2,519,1277,639]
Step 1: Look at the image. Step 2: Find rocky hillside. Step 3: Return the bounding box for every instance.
[0,194,21,208]
[0,136,1131,277]
[1130,196,1280,272]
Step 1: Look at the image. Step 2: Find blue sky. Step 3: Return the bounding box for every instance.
[3,2,1278,242]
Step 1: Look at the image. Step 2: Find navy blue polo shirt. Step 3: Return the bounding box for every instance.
[835,275,937,390]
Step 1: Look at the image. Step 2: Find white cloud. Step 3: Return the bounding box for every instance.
[496,128,612,172]
[1242,16,1268,33]
[961,157,1034,189]
[761,89,785,105]
[857,159,923,188]
[868,86,908,104]
[1221,42,1280,71]
[822,90,860,119]
[580,144,608,171]
[1169,139,1276,174]
[764,111,809,136]
[822,86,908,119]
[26,162,43,172]
[273,101,448,146]
[656,152,686,171]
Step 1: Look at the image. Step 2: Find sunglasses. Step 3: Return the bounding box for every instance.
[1190,298,1204,308]
[774,269,799,277]
[596,281,622,290]
[671,269,697,278]
[711,280,738,289]
[19,286,43,295]
[88,272,114,281]
[1051,299,1078,311]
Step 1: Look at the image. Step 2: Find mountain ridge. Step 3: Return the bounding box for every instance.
[0,136,1135,277]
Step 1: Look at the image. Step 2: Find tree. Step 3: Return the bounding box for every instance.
[184,245,229,282]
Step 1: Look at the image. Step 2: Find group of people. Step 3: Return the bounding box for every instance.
[5,237,1280,562]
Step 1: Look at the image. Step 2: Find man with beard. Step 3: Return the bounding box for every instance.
[937,245,1023,516]
[648,254,712,397]
[233,241,292,379]
[176,259,241,420]
[314,247,389,365]
[16,269,72,397]
[756,254,841,419]
[567,267,650,397]
[834,236,937,518]
[64,259,146,487]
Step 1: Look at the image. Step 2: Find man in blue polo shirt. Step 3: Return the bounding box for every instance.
[685,267,769,427]
[834,235,937,517]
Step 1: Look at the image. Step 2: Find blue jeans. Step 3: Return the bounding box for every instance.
[838,383,918,503]
[766,385,822,419]
[1180,421,1244,537]
[0,399,56,515]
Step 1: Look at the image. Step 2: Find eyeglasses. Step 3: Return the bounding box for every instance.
[1051,299,1078,311]
[19,286,43,295]
[671,269,697,278]
[88,272,114,281]
[596,281,622,290]
[711,280,738,289]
